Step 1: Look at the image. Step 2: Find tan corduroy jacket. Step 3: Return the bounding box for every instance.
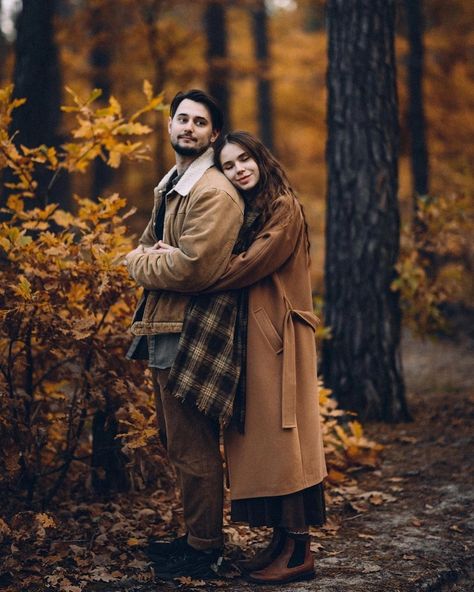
[126,148,244,335]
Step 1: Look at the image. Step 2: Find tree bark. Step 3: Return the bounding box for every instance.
[404,0,429,201]
[139,0,168,179]
[89,0,114,199]
[10,0,70,209]
[322,0,410,422]
[204,0,230,130]
[91,403,130,495]
[0,0,8,84]
[252,0,274,150]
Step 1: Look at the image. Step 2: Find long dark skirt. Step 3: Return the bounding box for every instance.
[231,481,326,529]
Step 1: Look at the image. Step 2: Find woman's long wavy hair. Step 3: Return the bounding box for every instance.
[214,131,310,254]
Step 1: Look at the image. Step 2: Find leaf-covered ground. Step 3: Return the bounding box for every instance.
[1,331,473,592]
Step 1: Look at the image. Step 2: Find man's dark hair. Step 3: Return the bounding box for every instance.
[170,89,223,133]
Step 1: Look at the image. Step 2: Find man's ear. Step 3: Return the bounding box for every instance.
[210,129,220,144]
[167,116,172,134]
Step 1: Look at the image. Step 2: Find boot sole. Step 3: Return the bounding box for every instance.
[247,569,316,585]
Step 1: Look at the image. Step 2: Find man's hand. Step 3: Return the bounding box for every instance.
[152,240,178,254]
[124,241,178,267]
[124,244,144,266]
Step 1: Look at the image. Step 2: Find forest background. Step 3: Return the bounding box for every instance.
[0,1,473,590]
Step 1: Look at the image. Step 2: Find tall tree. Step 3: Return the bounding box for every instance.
[252,0,274,150]
[204,0,230,129]
[10,0,69,208]
[0,0,7,83]
[89,0,114,198]
[139,0,170,179]
[322,0,410,422]
[404,0,429,202]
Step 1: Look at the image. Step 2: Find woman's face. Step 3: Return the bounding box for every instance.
[219,142,260,192]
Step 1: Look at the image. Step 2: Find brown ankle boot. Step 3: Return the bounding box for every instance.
[238,528,285,573]
[247,533,315,585]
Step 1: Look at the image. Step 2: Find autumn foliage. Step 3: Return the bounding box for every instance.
[393,193,472,336]
[0,83,167,508]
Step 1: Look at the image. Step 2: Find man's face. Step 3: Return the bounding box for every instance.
[168,99,218,157]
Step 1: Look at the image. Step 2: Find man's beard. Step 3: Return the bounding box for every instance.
[171,139,210,157]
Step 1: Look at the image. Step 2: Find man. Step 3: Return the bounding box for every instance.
[125,90,244,579]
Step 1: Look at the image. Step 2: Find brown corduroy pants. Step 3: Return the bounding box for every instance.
[152,368,224,550]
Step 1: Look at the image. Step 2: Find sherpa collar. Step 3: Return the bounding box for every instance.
[154,147,215,197]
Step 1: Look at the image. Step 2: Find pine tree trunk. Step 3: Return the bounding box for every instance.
[404,0,429,201]
[89,0,114,199]
[91,403,130,495]
[204,1,230,129]
[139,0,168,179]
[322,0,410,422]
[0,0,8,84]
[252,0,274,150]
[10,0,70,209]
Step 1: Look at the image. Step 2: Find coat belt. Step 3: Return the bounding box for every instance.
[281,300,319,428]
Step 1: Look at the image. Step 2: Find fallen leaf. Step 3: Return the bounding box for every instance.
[368,492,385,505]
[174,576,207,586]
[362,564,382,573]
[397,435,418,444]
[327,468,347,484]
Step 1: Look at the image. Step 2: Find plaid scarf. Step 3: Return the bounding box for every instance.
[166,206,261,431]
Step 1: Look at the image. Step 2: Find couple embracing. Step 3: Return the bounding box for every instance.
[125,89,327,585]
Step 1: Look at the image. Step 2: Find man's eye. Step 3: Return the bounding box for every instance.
[196,120,206,126]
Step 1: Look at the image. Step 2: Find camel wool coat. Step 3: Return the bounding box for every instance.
[208,193,327,500]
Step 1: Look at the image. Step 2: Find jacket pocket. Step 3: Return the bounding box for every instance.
[253,307,283,354]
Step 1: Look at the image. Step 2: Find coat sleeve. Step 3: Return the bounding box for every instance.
[126,187,244,292]
[137,202,158,248]
[205,195,304,291]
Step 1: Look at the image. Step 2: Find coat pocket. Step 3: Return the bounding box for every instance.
[253,307,283,354]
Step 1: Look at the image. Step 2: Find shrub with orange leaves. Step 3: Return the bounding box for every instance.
[0,83,166,508]
[392,193,473,336]
[318,380,384,485]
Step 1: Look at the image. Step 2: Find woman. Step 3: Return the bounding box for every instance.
[210,132,327,584]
